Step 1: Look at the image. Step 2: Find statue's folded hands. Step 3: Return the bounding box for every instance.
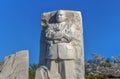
[53,32,63,40]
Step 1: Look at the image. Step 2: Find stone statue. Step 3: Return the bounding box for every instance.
[36,10,85,79]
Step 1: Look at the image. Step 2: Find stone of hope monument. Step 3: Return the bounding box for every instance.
[35,10,85,79]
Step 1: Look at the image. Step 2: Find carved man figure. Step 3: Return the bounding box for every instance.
[37,10,85,79]
[45,10,76,79]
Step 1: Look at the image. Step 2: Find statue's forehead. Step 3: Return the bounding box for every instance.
[57,10,65,15]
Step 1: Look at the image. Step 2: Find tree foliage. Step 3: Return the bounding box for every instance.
[29,64,38,79]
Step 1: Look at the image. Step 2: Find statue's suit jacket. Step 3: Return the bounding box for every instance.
[45,22,76,60]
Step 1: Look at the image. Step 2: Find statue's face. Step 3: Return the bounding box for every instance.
[56,11,66,23]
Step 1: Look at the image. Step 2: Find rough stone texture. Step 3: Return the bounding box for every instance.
[35,66,50,79]
[0,50,29,79]
[36,10,85,79]
[0,61,3,72]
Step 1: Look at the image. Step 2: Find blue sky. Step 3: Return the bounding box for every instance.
[0,0,120,64]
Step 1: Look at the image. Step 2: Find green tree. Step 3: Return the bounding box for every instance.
[105,58,112,67]
[29,64,38,79]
